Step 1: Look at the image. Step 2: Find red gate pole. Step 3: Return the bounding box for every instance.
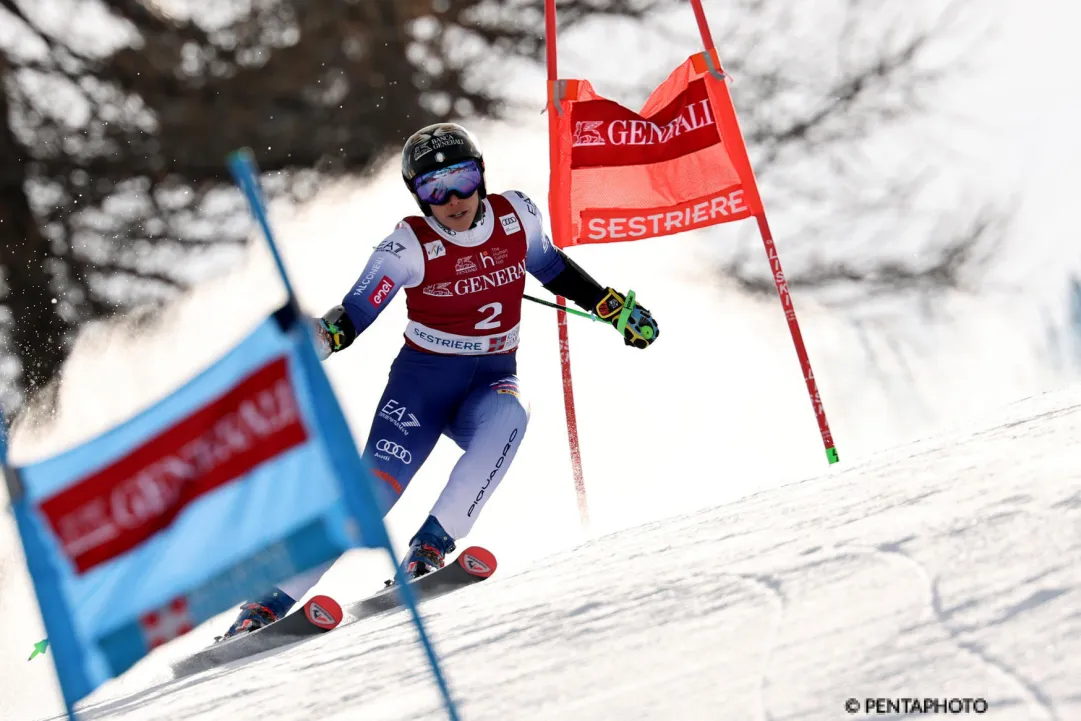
[688,0,839,463]
[546,0,591,524]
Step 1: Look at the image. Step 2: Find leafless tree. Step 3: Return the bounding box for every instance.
[590,0,1007,311]
[0,0,666,412]
[0,0,1005,416]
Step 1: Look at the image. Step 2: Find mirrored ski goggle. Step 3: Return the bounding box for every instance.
[412,160,483,205]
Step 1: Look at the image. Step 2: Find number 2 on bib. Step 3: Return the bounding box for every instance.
[475,302,503,330]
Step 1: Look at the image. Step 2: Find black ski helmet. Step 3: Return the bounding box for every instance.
[401,122,487,216]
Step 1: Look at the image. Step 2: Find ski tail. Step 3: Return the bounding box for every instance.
[303,595,343,630]
[457,547,497,578]
[170,548,496,681]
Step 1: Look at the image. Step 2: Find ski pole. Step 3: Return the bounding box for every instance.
[524,290,639,328]
[523,294,602,322]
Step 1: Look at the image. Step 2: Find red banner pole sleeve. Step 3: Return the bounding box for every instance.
[688,0,717,50]
[546,0,591,524]
[556,300,590,525]
[546,0,558,79]
[689,0,839,464]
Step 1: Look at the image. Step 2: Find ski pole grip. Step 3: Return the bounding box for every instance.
[616,289,636,335]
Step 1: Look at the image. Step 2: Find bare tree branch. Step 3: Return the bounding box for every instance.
[723,199,1012,306]
[0,0,1002,410]
[2,0,684,407]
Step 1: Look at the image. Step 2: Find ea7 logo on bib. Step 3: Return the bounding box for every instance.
[499,214,521,235]
[423,240,446,260]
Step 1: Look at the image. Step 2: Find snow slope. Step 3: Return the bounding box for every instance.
[53,380,1081,721]
[1,79,1073,721]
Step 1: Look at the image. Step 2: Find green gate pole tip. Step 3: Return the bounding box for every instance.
[27,639,48,661]
[826,447,839,464]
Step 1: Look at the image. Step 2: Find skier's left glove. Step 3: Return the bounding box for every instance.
[593,288,659,349]
[310,305,357,360]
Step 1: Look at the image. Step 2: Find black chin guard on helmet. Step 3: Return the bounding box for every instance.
[401,122,487,216]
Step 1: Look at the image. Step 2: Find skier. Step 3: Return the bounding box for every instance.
[220,122,659,638]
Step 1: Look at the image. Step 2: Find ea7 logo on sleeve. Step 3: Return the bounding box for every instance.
[369,276,395,306]
[499,214,521,235]
[423,240,446,260]
[513,191,539,216]
[376,239,406,257]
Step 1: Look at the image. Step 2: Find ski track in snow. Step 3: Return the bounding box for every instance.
[870,543,1059,721]
[24,385,1074,721]
[726,572,784,721]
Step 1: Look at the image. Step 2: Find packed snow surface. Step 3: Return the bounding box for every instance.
[49,384,1081,721]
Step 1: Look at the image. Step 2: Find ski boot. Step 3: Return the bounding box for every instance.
[387,515,456,587]
[216,587,296,642]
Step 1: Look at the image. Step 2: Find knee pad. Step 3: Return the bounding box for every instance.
[488,377,531,426]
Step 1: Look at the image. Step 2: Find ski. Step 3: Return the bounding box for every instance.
[169,593,343,679]
[170,546,496,679]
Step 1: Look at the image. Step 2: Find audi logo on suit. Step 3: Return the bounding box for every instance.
[376,439,412,464]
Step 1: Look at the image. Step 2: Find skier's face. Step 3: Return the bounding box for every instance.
[430,191,480,233]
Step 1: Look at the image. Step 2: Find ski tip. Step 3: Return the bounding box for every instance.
[304,595,343,630]
[457,546,497,578]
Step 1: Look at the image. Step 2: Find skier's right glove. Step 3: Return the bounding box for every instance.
[593,288,659,349]
[310,305,357,360]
